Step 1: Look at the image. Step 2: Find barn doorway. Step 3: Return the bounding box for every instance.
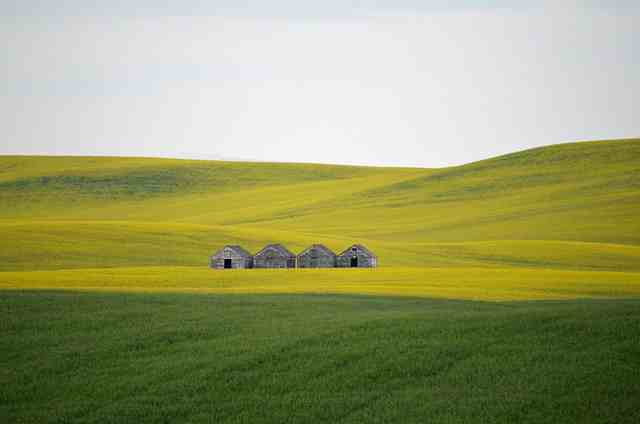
[224,259,232,269]
[351,257,358,267]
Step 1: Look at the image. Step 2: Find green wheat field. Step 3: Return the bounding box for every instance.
[2,138,640,422]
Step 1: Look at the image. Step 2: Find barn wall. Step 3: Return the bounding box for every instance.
[211,258,252,269]
[210,247,253,269]
[210,256,253,269]
[254,247,295,268]
[254,255,294,268]
[210,245,375,269]
[297,249,336,268]
[336,248,377,268]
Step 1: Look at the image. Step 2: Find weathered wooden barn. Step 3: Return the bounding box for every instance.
[297,244,336,268]
[210,245,253,269]
[253,244,296,268]
[336,244,378,268]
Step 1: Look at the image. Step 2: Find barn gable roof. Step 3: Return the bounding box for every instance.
[297,244,336,258]
[255,243,295,258]
[337,244,377,259]
[213,245,253,258]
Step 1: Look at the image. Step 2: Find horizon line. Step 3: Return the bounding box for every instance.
[1,137,637,170]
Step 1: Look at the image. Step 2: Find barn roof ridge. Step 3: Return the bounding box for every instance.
[297,243,336,257]
[337,244,378,259]
[214,245,253,258]
[254,243,295,257]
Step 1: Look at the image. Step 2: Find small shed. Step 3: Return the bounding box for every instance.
[336,244,378,268]
[297,244,336,268]
[254,244,296,268]
[210,245,253,269]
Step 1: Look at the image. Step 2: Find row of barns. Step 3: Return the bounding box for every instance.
[210,244,378,269]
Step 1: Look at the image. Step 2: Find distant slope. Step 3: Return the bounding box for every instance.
[0,156,394,217]
[0,138,639,271]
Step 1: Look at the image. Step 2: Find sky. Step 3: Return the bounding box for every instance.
[1,1,638,167]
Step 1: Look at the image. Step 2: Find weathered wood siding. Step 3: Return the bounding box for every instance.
[336,246,377,268]
[210,244,376,269]
[210,246,253,269]
[297,246,336,268]
[254,246,295,268]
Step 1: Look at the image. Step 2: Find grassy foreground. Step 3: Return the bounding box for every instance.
[2,292,639,423]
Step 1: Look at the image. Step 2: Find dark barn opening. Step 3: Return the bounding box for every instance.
[336,244,377,268]
[210,245,253,269]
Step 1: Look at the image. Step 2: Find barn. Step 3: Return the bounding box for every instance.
[210,245,253,269]
[336,244,378,268]
[254,244,296,268]
[297,244,336,268]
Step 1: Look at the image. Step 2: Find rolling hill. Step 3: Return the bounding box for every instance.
[2,139,640,423]
[0,138,639,275]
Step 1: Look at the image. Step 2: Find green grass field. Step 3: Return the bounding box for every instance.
[3,293,640,423]
[1,138,640,422]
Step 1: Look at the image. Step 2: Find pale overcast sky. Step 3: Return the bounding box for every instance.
[1,1,638,166]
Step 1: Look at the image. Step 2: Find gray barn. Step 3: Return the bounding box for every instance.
[210,245,253,269]
[297,244,336,268]
[336,244,378,268]
[254,244,296,268]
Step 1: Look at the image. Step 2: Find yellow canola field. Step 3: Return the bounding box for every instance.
[1,139,639,300]
[2,266,638,301]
